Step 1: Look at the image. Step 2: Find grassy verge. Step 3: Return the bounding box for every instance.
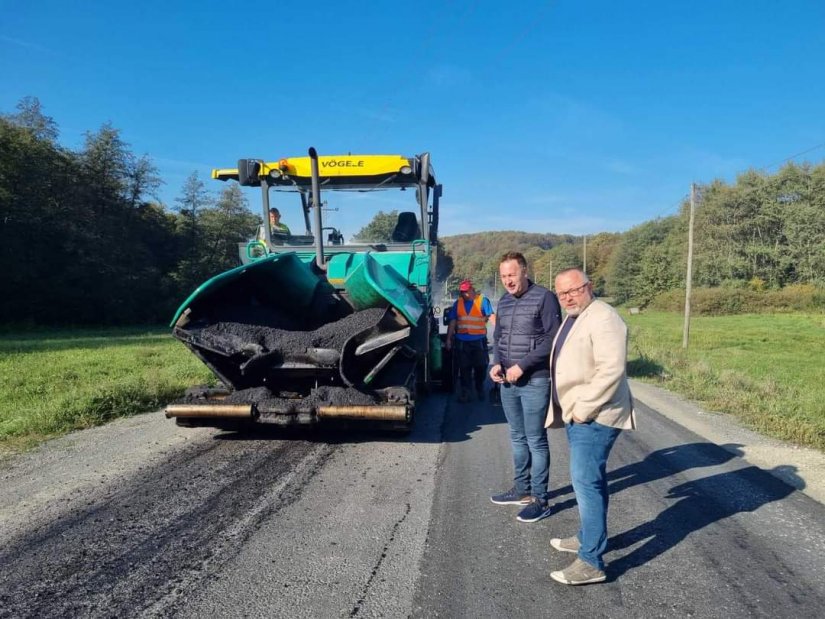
[4,315,824,455]
[0,327,214,455]
[624,311,825,451]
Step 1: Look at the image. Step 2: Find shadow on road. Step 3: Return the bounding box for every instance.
[549,441,748,508]
[607,463,802,578]
[540,441,804,579]
[608,441,745,493]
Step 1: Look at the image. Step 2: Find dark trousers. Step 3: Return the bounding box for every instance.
[456,338,488,395]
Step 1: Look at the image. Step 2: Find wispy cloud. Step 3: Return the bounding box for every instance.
[604,159,641,175]
[523,194,572,206]
[680,147,749,179]
[438,184,672,236]
[439,211,642,237]
[524,186,646,210]
[426,64,473,88]
[0,35,52,54]
[358,107,398,123]
[525,92,625,139]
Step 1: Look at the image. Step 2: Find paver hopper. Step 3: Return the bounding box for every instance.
[166,149,447,429]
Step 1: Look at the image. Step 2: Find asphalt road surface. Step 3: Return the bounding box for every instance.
[2,391,824,618]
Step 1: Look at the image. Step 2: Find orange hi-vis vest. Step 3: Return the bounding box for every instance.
[457,295,488,336]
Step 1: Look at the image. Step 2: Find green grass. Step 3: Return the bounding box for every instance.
[0,327,214,455]
[4,315,825,455]
[624,311,825,451]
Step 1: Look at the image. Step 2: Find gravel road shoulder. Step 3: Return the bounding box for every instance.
[630,379,825,504]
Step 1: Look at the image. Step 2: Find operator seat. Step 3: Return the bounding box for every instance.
[391,212,421,243]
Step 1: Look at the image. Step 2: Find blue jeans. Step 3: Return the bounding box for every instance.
[567,421,622,571]
[499,376,551,498]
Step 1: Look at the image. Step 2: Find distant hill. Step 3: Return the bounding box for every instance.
[437,230,580,297]
[437,160,825,311]
[442,230,576,255]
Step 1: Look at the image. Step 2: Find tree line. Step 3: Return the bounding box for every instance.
[0,98,259,325]
[441,164,825,310]
[2,97,823,325]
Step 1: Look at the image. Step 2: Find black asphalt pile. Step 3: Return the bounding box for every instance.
[208,303,304,330]
[219,385,382,411]
[191,307,388,355]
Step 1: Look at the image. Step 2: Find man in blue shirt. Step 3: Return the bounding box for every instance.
[445,279,495,403]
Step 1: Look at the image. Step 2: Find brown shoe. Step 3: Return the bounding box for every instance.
[550,536,580,554]
[550,558,606,585]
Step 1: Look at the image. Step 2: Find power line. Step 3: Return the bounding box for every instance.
[686,139,825,211]
[646,194,689,225]
[759,140,825,173]
[656,139,825,226]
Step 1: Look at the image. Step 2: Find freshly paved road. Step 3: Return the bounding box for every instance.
[2,390,824,618]
[414,396,825,618]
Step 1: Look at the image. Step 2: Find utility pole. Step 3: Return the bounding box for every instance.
[583,235,587,275]
[682,183,696,349]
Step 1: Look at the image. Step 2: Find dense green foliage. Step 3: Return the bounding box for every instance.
[607,165,825,306]
[352,209,399,242]
[649,284,825,315]
[0,98,259,325]
[691,167,825,288]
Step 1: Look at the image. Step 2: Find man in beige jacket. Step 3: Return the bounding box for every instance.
[544,268,636,585]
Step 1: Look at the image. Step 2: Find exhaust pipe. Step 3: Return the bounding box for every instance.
[165,404,253,418]
[308,147,325,270]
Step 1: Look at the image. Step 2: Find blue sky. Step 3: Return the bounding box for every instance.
[3,1,824,237]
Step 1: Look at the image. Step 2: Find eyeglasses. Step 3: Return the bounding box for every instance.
[556,283,590,299]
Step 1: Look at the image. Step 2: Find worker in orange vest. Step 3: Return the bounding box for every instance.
[446,279,495,403]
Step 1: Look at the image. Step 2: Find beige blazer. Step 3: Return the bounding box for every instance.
[544,299,636,430]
